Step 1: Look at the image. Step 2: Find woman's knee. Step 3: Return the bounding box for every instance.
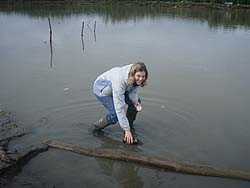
[106,114,118,124]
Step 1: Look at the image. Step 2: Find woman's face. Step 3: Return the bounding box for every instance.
[134,71,146,86]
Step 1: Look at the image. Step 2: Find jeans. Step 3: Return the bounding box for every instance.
[95,91,141,126]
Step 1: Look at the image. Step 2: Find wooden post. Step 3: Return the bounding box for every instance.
[48,17,53,68]
[48,17,52,42]
[81,20,85,53]
[81,20,84,37]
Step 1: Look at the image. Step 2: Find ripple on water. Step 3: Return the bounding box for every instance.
[30,98,101,143]
[29,91,201,160]
[133,91,202,158]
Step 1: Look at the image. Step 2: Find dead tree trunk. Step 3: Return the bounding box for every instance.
[44,140,250,182]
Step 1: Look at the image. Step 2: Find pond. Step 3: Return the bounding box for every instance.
[0,3,250,187]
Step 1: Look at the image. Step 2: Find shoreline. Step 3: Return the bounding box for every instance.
[0,111,48,186]
[0,1,250,11]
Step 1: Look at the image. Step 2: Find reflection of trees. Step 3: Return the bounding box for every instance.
[97,158,144,188]
[94,134,144,188]
[0,2,250,29]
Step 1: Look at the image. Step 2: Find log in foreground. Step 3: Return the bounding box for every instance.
[44,140,250,182]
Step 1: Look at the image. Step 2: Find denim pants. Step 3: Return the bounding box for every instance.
[95,91,141,126]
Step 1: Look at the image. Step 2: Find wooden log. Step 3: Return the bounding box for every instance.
[0,144,48,175]
[0,132,27,143]
[44,140,250,182]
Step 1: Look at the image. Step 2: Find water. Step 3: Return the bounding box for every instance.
[1,3,250,187]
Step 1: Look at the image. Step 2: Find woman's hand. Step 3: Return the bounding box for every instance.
[124,130,134,144]
[134,103,142,112]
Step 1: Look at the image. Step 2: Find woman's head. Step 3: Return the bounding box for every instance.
[128,62,148,87]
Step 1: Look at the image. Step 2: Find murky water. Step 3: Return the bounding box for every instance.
[1,3,250,187]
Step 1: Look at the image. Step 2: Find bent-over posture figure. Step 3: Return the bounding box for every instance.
[92,62,148,144]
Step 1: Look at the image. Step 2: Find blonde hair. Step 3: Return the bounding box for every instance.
[127,62,148,87]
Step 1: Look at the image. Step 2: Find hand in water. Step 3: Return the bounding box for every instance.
[135,103,142,112]
[124,130,134,144]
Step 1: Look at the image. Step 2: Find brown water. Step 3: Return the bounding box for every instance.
[0,3,250,188]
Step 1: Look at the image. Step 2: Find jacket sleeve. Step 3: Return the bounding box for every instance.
[128,86,139,105]
[111,75,130,131]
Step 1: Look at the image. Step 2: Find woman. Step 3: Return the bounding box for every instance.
[92,62,148,144]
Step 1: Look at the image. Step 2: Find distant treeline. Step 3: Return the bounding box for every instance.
[169,0,250,5]
[1,0,250,5]
[1,0,250,29]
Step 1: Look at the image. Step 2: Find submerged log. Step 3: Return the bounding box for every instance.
[0,144,48,175]
[0,132,27,143]
[0,110,49,186]
[44,140,250,182]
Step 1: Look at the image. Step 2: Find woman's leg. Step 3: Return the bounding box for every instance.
[94,94,118,129]
[125,92,141,129]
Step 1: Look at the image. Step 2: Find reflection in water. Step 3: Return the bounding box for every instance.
[94,20,96,42]
[48,17,53,68]
[80,20,97,54]
[81,20,84,54]
[81,34,85,54]
[0,3,250,30]
[94,29,96,42]
[95,133,144,188]
[87,22,92,32]
[86,21,97,41]
[80,20,98,54]
[97,159,144,188]
[50,40,53,68]
[1,3,250,188]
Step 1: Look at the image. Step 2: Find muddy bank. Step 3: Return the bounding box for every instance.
[0,111,48,187]
[1,110,250,186]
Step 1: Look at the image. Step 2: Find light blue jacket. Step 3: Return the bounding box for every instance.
[93,64,139,131]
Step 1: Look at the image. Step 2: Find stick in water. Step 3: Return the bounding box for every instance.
[44,140,250,182]
[81,20,84,37]
[48,17,53,68]
[94,20,96,33]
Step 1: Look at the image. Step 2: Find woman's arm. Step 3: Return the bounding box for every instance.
[128,87,139,105]
[129,87,142,112]
[111,75,130,132]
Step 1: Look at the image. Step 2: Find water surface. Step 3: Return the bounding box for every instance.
[0,3,250,187]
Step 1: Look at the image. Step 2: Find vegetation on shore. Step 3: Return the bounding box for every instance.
[0,0,250,7]
[0,0,250,29]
